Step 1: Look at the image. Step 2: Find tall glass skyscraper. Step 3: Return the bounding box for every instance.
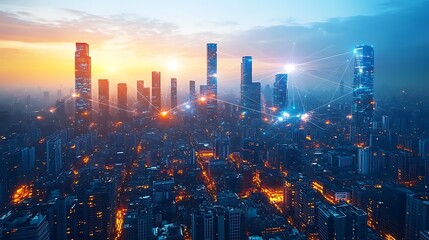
[207,43,217,117]
[74,42,91,134]
[352,45,374,146]
[241,56,252,85]
[189,80,196,102]
[117,83,128,120]
[273,74,288,113]
[98,79,109,118]
[240,56,261,120]
[152,71,161,112]
[171,78,177,109]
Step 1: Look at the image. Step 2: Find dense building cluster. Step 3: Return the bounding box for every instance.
[0,42,428,240]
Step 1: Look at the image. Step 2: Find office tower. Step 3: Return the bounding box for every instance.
[293,185,317,232]
[225,208,245,240]
[419,138,429,159]
[48,197,67,240]
[21,147,35,172]
[151,71,161,112]
[171,78,177,109]
[84,181,115,240]
[1,212,50,240]
[200,85,208,96]
[262,84,273,111]
[46,138,62,175]
[191,205,216,240]
[214,137,231,160]
[74,42,92,134]
[241,83,261,120]
[273,74,288,113]
[240,56,261,120]
[117,83,128,120]
[98,79,109,118]
[57,89,62,99]
[207,43,217,116]
[379,185,412,239]
[317,203,367,240]
[352,45,374,147]
[406,192,429,240]
[382,115,391,130]
[137,80,150,113]
[241,56,252,85]
[137,209,153,240]
[190,80,196,102]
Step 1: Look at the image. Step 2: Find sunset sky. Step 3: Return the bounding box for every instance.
[0,0,428,97]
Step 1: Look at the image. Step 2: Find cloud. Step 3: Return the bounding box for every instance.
[220,1,429,95]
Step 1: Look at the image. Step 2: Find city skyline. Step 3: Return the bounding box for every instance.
[0,0,428,96]
[1,2,429,240]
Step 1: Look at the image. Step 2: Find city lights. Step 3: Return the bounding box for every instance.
[0,2,424,238]
[12,185,32,205]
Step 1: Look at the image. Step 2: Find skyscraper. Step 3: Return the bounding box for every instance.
[98,79,109,118]
[46,138,62,175]
[352,45,374,147]
[273,74,288,113]
[317,203,367,240]
[190,80,196,102]
[240,56,261,120]
[207,43,217,117]
[152,71,161,112]
[171,78,177,109]
[21,147,35,172]
[137,80,145,113]
[74,42,92,134]
[117,83,128,120]
[137,80,151,113]
[406,192,429,240]
[241,56,252,85]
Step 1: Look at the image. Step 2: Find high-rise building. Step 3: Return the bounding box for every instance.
[21,147,35,172]
[317,203,367,240]
[419,138,429,159]
[241,83,261,120]
[137,80,151,113]
[74,42,92,134]
[190,80,196,102]
[352,45,374,147]
[83,181,116,240]
[171,78,177,109]
[117,83,128,120]
[200,85,208,96]
[207,43,218,117]
[241,56,252,85]
[225,208,245,240]
[406,192,429,240]
[240,56,261,120]
[47,138,62,175]
[1,212,50,240]
[98,79,109,118]
[273,74,288,113]
[137,209,153,240]
[214,137,231,160]
[152,71,161,112]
